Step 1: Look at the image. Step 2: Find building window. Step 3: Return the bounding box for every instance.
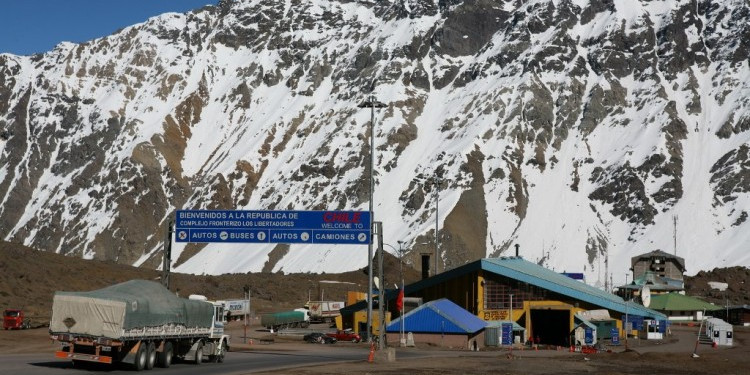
[483,278,546,310]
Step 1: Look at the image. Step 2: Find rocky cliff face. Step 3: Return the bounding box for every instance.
[1,0,749,280]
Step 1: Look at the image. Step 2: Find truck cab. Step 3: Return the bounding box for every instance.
[3,309,28,330]
[211,302,226,339]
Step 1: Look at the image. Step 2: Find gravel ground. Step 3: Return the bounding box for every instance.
[2,320,747,375]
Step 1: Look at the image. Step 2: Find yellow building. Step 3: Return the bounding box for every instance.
[377,257,666,346]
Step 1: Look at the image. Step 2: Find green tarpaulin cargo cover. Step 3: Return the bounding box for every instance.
[50,280,213,339]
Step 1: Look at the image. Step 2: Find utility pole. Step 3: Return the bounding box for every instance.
[509,293,514,345]
[398,241,405,346]
[358,92,386,342]
[625,301,629,350]
[673,215,678,256]
[376,222,385,349]
[433,175,441,276]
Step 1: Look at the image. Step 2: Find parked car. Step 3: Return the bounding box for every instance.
[326,329,361,343]
[303,332,337,344]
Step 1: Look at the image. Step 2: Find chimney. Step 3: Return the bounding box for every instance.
[421,254,431,280]
[515,244,520,257]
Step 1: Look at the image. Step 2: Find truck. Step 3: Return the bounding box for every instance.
[260,308,310,331]
[218,299,251,321]
[306,301,345,323]
[3,309,30,330]
[49,280,230,370]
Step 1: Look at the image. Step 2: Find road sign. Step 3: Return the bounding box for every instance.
[174,210,370,244]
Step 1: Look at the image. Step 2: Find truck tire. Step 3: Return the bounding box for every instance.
[210,341,227,363]
[145,342,156,370]
[157,341,173,368]
[194,342,203,364]
[134,342,147,371]
[217,342,227,363]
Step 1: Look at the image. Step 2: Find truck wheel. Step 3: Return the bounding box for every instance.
[194,342,203,364]
[145,342,156,370]
[217,342,227,363]
[157,342,173,368]
[134,343,147,371]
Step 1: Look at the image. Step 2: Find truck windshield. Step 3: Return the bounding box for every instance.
[4,311,20,317]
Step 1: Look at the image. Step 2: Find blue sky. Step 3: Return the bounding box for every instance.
[0,0,218,56]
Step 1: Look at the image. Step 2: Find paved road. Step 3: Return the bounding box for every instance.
[0,345,373,375]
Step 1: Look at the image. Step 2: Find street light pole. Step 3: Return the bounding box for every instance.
[434,176,440,276]
[398,241,405,346]
[358,93,386,342]
[509,294,514,350]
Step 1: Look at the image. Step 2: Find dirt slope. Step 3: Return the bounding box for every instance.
[0,241,421,326]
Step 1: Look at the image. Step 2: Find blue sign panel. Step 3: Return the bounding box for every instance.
[174,210,371,245]
[584,328,594,344]
[611,328,620,345]
[501,323,513,345]
[626,315,644,330]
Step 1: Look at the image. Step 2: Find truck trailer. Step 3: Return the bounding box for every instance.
[260,309,310,331]
[49,280,230,370]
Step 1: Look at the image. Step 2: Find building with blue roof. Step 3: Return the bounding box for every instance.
[377,256,667,347]
[385,298,487,349]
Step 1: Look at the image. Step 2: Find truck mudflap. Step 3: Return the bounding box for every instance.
[55,350,113,364]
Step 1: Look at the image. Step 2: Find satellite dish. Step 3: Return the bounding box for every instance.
[374,276,381,291]
[641,286,651,308]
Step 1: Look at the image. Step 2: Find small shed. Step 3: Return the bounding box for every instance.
[705,318,733,346]
[485,320,525,346]
[576,310,617,339]
[640,319,665,340]
[572,319,597,346]
[385,298,486,350]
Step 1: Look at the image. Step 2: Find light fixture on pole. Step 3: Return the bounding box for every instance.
[358,92,386,343]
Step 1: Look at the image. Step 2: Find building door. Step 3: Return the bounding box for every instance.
[530,309,570,346]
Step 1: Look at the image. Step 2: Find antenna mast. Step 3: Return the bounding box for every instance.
[604,247,609,292]
[673,215,678,256]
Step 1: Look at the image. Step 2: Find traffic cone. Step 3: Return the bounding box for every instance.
[367,343,375,363]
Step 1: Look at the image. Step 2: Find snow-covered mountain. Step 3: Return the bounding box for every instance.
[1,0,749,285]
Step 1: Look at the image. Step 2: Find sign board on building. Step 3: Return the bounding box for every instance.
[483,310,509,321]
[175,210,370,245]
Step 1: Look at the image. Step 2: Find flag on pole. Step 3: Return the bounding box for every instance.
[396,288,404,311]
